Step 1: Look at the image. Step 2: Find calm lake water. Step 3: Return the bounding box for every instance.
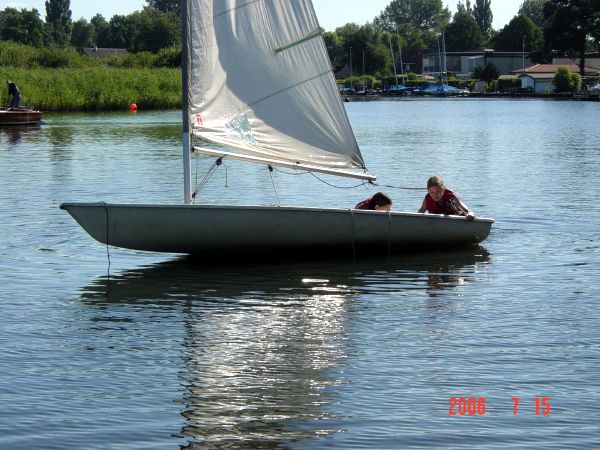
[1,98,599,449]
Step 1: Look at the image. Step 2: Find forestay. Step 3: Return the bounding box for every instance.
[187,0,375,180]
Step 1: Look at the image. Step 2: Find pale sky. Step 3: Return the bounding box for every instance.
[2,0,524,31]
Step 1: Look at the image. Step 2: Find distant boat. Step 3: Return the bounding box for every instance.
[412,82,469,96]
[384,84,412,94]
[61,0,493,259]
[0,107,43,126]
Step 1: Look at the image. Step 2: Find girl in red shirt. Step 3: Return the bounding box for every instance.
[418,176,475,220]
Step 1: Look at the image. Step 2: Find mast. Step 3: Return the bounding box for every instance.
[396,30,404,83]
[180,0,192,204]
[362,50,365,93]
[442,31,447,86]
[388,36,398,86]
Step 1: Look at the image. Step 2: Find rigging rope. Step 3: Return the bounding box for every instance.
[192,157,223,202]
[268,165,281,206]
[190,156,421,206]
[371,182,422,191]
[271,167,421,191]
[271,167,368,189]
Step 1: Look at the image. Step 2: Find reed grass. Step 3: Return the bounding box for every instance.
[0,67,181,111]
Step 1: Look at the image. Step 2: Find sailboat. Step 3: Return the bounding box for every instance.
[61,0,493,258]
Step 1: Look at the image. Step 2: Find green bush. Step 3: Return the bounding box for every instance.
[0,66,181,111]
[152,47,181,68]
[0,42,181,70]
[343,76,361,88]
[0,41,42,68]
[553,66,579,92]
[358,75,376,88]
[498,78,521,92]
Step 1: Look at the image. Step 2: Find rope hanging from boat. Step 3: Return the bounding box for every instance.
[101,202,111,276]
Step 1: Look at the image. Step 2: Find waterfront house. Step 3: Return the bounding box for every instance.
[512,64,600,93]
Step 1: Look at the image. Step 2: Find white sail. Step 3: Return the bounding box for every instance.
[188,0,374,180]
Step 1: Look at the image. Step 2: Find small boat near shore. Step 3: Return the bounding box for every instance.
[0,107,43,126]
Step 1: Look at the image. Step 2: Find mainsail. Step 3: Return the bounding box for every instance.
[186,0,375,180]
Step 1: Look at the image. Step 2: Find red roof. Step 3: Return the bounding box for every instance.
[512,64,600,75]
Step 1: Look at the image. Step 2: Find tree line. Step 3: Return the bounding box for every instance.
[1,0,599,75]
[0,0,179,53]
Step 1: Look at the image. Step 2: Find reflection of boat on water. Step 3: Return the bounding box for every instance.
[80,249,490,304]
[0,123,42,144]
[80,250,489,446]
[0,107,43,126]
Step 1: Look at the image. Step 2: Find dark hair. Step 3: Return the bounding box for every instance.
[369,192,392,209]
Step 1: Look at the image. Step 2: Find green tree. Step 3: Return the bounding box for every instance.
[146,0,180,15]
[132,7,180,52]
[0,7,45,47]
[492,14,544,55]
[518,0,549,27]
[543,0,600,75]
[90,13,105,29]
[553,65,578,91]
[374,0,451,32]
[71,17,94,47]
[91,14,109,46]
[102,14,136,49]
[444,10,486,51]
[457,0,473,14]
[45,0,72,46]
[473,0,493,37]
[335,23,391,75]
[323,31,345,67]
[480,61,500,81]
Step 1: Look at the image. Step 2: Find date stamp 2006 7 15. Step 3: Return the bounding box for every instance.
[448,397,551,416]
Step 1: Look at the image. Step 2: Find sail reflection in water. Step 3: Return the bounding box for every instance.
[79,250,490,448]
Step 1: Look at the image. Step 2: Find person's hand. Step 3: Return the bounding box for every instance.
[466,211,475,221]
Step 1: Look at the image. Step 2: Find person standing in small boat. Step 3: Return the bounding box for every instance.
[418,175,475,220]
[355,192,392,211]
[7,80,21,109]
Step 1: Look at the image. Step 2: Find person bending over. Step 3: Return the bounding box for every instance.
[355,192,392,211]
[418,175,474,220]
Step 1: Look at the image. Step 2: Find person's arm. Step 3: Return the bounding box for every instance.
[451,194,475,220]
[418,197,427,213]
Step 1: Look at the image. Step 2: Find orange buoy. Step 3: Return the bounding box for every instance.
[129,103,138,112]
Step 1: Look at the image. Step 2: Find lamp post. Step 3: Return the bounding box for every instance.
[349,47,353,88]
[522,35,525,73]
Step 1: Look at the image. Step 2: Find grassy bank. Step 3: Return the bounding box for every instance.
[0,67,181,111]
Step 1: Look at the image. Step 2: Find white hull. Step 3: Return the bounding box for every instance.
[60,203,493,257]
